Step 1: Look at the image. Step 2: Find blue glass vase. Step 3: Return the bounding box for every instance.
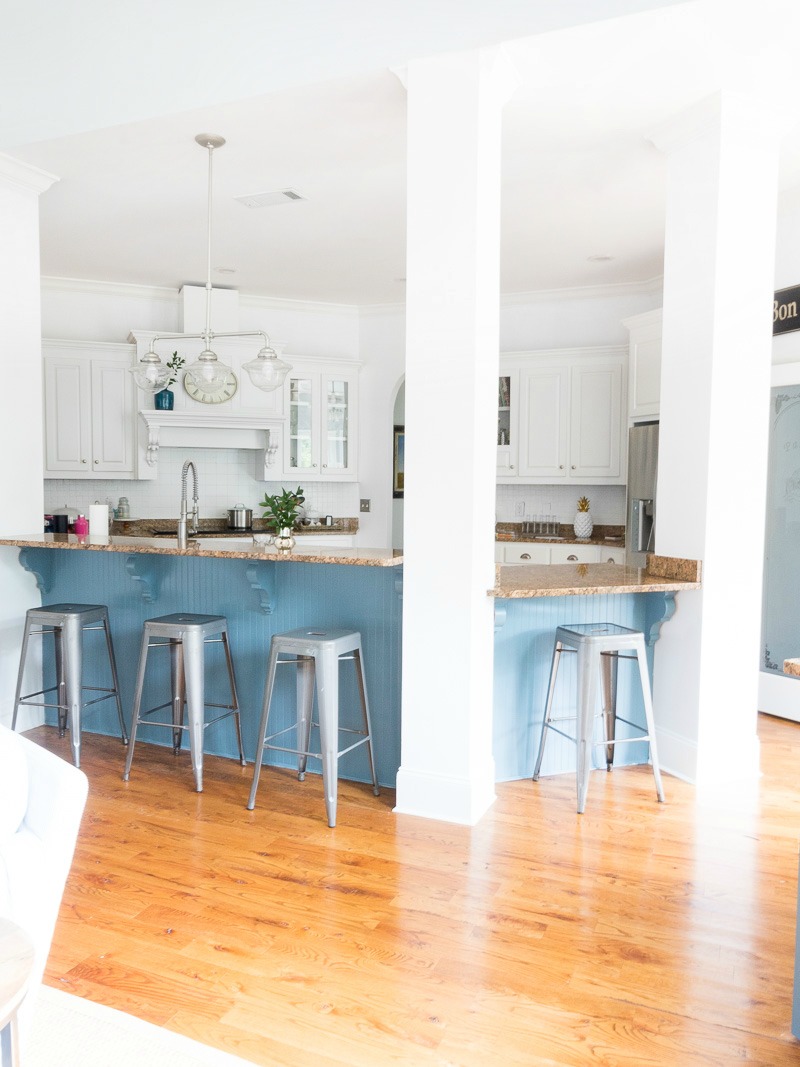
[154,389,174,410]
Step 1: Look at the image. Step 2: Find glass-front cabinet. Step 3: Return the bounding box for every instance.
[283,364,358,480]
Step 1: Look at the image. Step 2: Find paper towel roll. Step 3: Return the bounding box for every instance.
[89,503,109,538]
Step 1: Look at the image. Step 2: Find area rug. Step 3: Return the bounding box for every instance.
[26,985,257,1066]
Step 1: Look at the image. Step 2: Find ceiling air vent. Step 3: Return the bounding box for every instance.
[234,190,305,209]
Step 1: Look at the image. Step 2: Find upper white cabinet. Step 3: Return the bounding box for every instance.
[623,309,662,420]
[498,347,627,485]
[43,340,136,479]
[283,362,359,481]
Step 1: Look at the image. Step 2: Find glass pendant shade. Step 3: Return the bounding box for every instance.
[131,350,171,393]
[184,348,233,395]
[242,345,291,392]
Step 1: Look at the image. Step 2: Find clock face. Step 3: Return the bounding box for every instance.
[183,371,238,405]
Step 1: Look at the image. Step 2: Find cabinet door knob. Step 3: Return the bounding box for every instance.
[322,463,327,468]
[510,464,514,469]
[521,553,530,560]
[81,459,87,464]
[571,465,576,470]
[567,554,578,561]
[94,459,99,465]
[559,464,564,470]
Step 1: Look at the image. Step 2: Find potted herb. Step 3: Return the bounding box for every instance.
[154,352,186,410]
[259,486,305,549]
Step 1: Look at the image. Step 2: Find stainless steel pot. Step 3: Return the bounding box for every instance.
[227,504,253,529]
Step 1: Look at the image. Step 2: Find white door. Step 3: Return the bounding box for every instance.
[570,361,623,481]
[90,359,135,473]
[44,357,92,473]
[517,365,569,479]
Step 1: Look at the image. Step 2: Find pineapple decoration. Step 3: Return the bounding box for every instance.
[573,495,593,539]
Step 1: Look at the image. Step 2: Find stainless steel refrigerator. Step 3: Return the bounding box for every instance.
[626,421,659,567]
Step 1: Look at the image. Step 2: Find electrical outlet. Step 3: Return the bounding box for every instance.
[360,499,371,513]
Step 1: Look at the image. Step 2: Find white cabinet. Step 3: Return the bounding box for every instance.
[498,348,626,485]
[623,309,661,420]
[43,341,136,479]
[283,363,358,481]
[504,542,551,564]
[496,541,626,565]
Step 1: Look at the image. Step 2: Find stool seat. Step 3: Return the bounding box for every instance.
[247,626,379,826]
[123,612,244,792]
[12,602,126,767]
[533,621,665,813]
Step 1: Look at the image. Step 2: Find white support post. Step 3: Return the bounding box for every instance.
[0,152,58,728]
[396,48,517,824]
[650,93,780,784]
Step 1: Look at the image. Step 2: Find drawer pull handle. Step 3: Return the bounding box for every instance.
[521,553,530,560]
[567,554,578,561]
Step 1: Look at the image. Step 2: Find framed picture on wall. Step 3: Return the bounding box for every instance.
[393,425,405,498]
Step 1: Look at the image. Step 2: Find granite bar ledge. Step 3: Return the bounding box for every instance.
[490,554,701,598]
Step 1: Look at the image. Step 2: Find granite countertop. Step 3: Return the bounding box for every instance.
[490,554,701,598]
[0,533,403,568]
[495,522,625,547]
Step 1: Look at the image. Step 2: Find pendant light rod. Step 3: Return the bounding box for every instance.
[131,132,291,394]
[195,134,225,343]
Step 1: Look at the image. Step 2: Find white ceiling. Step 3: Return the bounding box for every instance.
[6,0,800,306]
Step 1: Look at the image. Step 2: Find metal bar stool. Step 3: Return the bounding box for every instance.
[247,627,380,827]
[123,613,244,792]
[532,622,665,813]
[12,602,127,767]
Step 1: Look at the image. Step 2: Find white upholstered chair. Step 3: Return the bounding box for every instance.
[0,724,88,1063]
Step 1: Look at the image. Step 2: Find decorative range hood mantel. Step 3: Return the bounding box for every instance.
[139,409,285,468]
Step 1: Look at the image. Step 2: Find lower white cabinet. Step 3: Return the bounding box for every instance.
[497,542,626,565]
[43,340,136,479]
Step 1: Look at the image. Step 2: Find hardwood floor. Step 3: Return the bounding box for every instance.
[29,714,800,1065]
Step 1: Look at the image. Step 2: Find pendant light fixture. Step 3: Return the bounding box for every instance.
[131,133,291,395]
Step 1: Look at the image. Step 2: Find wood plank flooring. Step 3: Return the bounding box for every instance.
[28,714,800,1065]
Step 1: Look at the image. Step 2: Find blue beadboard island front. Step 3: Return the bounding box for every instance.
[0,538,700,788]
[2,537,403,788]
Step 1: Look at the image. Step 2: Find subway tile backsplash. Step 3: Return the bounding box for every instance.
[44,448,361,520]
[495,483,626,525]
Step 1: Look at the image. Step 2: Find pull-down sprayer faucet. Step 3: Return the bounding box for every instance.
[177,460,199,549]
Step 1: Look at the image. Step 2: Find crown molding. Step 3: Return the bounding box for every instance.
[41,276,178,302]
[501,276,663,305]
[239,292,358,317]
[0,153,59,196]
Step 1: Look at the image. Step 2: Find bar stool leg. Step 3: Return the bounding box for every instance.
[634,636,665,803]
[124,627,152,781]
[221,631,246,767]
[533,640,563,781]
[316,646,340,828]
[353,645,380,796]
[63,614,83,768]
[169,638,186,754]
[248,640,281,810]
[102,613,128,744]
[600,650,619,770]
[11,620,32,731]
[296,654,314,780]
[54,627,67,737]
[182,629,205,792]
[576,643,599,814]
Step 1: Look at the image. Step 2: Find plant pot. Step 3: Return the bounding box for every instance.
[274,527,296,551]
[154,388,174,410]
[573,511,593,539]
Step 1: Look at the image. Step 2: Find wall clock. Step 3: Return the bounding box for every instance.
[183,371,238,404]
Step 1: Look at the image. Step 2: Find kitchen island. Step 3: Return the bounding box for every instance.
[0,536,700,789]
[0,534,403,788]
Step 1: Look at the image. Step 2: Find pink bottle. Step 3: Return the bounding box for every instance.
[74,514,89,536]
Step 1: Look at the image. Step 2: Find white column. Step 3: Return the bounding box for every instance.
[396,48,517,824]
[0,153,58,727]
[650,94,780,784]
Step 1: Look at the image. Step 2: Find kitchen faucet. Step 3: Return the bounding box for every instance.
[177,460,199,549]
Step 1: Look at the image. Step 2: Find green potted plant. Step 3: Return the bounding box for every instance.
[154,352,186,410]
[259,486,305,549]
